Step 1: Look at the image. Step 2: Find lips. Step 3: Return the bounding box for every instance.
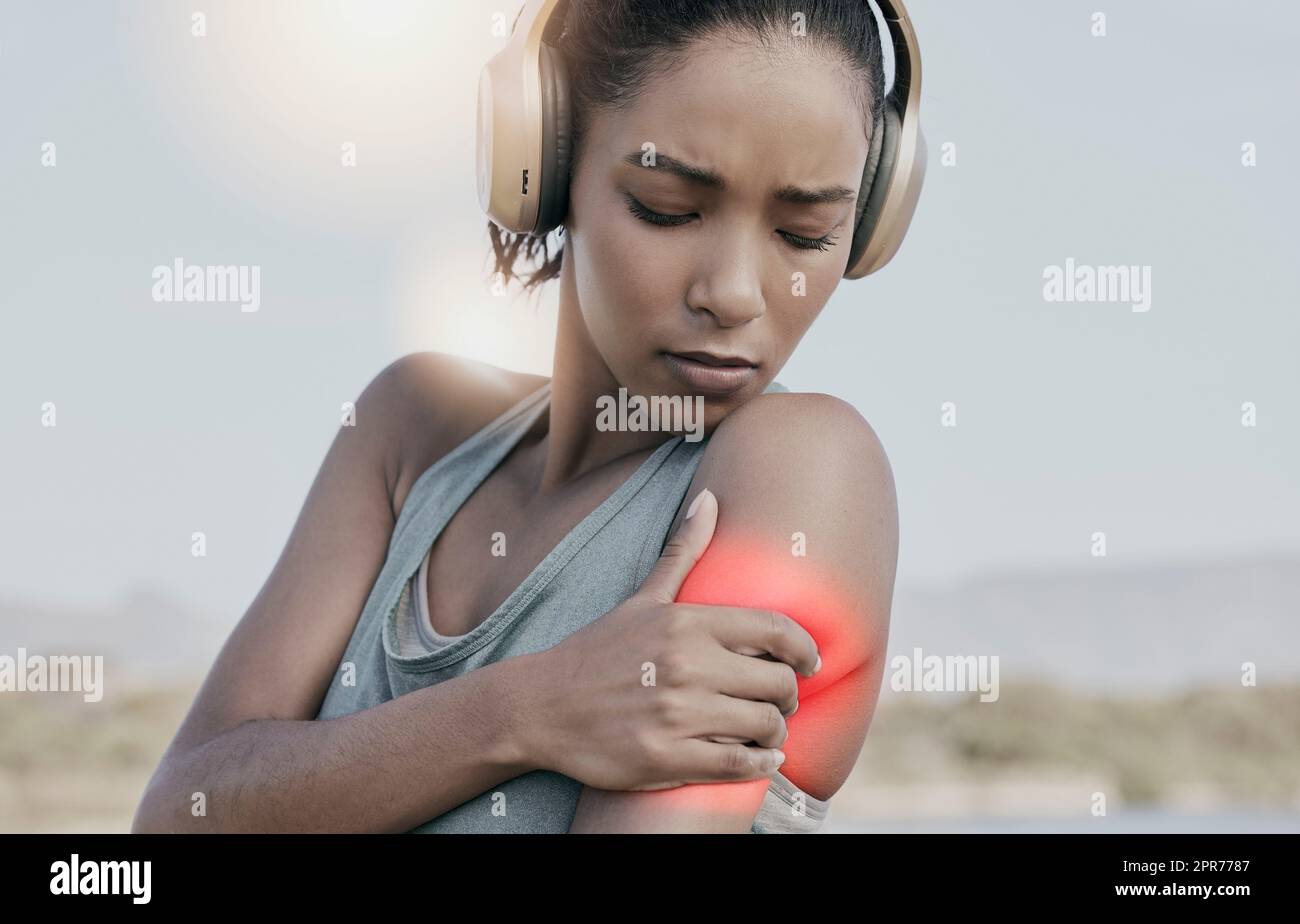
[666,350,758,368]
[662,350,759,395]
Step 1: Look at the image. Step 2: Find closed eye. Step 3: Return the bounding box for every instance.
[623,193,693,228]
[622,194,841,252]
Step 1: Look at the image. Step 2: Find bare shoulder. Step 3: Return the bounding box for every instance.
[662,390,900,805]
[363,350,549,518]
[713,390,892,480]
[668,390,897,543]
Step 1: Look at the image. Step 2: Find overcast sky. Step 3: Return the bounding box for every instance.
[2,0,1297,624]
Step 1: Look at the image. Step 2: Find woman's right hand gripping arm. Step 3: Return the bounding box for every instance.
[525,488,822,793]
[132,355,818,832]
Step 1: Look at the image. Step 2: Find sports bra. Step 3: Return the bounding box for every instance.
[316,375,830,833]
[405,545,469,651]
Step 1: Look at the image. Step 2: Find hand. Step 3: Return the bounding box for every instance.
[523,488,821,791]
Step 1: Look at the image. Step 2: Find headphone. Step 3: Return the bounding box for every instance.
[477,0,925,279]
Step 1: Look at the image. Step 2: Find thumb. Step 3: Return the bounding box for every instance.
[638,488,717,604]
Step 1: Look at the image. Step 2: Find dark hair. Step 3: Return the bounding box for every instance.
[486,0,888,298]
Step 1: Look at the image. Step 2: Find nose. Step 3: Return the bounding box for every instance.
[685,227,767,327]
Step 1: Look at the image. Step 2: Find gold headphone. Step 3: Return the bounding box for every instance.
[477,0,925,279]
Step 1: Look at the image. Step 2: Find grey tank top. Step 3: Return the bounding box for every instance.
[315,377,830,833]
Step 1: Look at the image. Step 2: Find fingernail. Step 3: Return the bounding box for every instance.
[768,750,786,771]
[813,654,822,674]
[685,488,710,520]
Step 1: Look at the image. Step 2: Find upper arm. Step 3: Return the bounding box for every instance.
[571,392,899,832]
[162,352,443,758]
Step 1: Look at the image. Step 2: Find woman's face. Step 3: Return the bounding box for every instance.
[565,34,872,426]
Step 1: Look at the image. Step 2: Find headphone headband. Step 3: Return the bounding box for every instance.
[477,0,925,279]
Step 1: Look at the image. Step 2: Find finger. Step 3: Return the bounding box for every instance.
[694,647,800,716]
[637,488,717,604]
[656,737,786,784]
[690,694,788,749]
[695,605,821,678]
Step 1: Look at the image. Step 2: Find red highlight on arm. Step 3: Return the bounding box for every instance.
[643,533,882,818]
[676,535,875,698]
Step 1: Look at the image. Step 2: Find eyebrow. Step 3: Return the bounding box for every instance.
[620,149,857,205]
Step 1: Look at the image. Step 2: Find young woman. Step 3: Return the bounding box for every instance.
[134,0,913,834]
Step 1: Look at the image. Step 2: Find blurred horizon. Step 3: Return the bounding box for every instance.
[5,548,1299,693]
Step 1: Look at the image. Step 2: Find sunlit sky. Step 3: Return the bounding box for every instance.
[2,0,1297,622]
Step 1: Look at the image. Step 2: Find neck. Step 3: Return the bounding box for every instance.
[531,253,679,495]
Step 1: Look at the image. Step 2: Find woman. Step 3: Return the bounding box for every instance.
[134,0,911,834]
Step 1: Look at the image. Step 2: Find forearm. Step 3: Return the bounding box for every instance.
[570,778,770,833]
[132,654,544,833]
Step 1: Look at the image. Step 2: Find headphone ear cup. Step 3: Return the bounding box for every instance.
[535,42,572,236]
[845,102,900,277]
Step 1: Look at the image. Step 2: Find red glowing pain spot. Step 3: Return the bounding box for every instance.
[646,533,883,818]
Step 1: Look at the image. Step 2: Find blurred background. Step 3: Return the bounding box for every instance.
[1,0,1297,832]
